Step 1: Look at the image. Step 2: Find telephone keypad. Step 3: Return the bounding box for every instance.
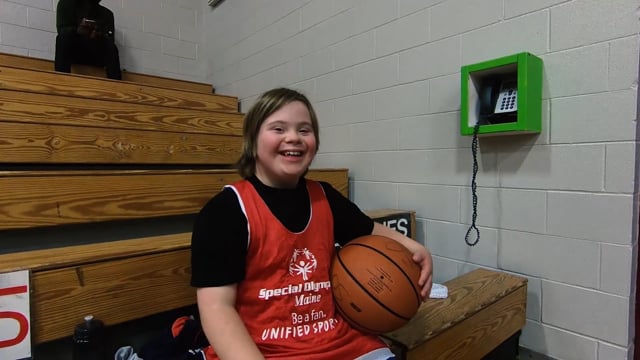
[494,83,517,114]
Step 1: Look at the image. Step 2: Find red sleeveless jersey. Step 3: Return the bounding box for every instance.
[205,179,386,359]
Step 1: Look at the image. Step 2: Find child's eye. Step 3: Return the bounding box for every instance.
[299,127,312,135]
[272,127,284,133]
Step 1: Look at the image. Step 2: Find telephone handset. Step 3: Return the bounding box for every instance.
[478,79,518,124]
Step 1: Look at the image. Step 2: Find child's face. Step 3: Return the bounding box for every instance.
[254,101,317,188]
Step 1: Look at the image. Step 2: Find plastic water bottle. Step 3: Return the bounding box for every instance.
[72,315,106,360]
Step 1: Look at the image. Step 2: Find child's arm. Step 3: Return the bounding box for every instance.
[197,285,265,360]
[371,222,433,300]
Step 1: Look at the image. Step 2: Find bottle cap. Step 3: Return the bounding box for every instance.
[73,315,104,341]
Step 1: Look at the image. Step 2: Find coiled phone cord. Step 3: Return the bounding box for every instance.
[465,122,480,246]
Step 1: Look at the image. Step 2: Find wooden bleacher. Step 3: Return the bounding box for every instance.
[0,53,349,346]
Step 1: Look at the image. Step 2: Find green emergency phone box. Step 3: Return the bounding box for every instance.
[460,52,543,136]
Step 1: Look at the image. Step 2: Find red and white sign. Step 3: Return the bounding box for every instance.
[0,270,31,360]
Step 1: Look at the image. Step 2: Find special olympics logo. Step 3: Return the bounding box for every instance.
[289,248,317,281]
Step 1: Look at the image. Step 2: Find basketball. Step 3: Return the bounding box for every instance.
[330,234,422,334]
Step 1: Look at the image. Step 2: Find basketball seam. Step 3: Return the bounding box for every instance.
[336,248,414,322]
[334,298,384,335]
[345,243,422,309]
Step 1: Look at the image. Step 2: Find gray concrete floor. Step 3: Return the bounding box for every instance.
[519,347,554,360]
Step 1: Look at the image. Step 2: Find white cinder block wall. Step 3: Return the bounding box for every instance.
[203,0,639,359]
[1,0,638,359]
[0,0,208,81]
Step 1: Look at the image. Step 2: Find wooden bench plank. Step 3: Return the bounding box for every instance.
[0,65,237,112]
[385,268,527,360]
[408,286,526,359]
[31,249,194,344]
[0,121,242,164]
[0,52,214,93]
[0,169,349,230]
[307,168,350,197]
[0,53,61,71]
[0,233,191,273]
[121,71,213,94]
[0,170,238,230]
[0,90,243,135]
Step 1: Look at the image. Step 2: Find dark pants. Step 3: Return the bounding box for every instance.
[55,32,122,80]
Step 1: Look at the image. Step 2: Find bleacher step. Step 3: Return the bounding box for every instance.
[0,65,237,112]
[0,52,215,94]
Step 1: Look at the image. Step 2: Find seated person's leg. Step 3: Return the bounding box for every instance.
[104,42,122,80]
[72,36,102,66]
[88,38,122,80]
[54,33,80,73]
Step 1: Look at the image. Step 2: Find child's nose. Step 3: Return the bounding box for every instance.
[285,130,301,142]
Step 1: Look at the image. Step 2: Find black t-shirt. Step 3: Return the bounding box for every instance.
[190,176,374,288]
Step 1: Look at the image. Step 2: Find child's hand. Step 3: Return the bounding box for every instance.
[411,247,433,300]
[371,222,433,300]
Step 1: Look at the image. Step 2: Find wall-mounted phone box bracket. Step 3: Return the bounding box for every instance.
[460,52,543,136]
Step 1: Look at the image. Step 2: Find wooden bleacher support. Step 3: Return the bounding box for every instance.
[0,55,350,346]
[384,268,527,360]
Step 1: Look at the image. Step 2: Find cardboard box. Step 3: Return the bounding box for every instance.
[365,209,416,240]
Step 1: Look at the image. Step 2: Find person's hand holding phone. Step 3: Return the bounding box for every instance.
[77,18,98,38]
